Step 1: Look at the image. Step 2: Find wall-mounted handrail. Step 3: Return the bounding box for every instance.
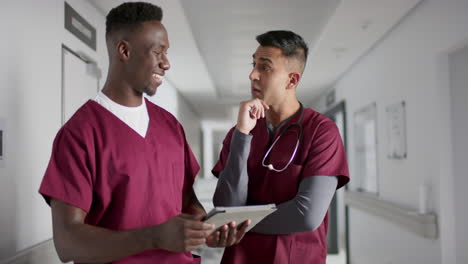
[344,190,438,239]
[0,239,62,264]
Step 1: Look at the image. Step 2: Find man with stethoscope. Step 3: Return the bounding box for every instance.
[212,30,350,264]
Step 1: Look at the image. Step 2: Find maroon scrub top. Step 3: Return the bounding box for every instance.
[39,99,201,264]
[212,107,349,264]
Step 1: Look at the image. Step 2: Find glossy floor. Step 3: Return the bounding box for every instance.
[194,246,346,264]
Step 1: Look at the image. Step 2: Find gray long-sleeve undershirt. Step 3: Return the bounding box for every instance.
[213,129,337,234]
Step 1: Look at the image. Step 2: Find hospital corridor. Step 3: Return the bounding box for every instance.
[1,0,467,263]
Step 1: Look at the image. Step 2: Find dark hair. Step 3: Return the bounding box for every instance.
[256,30,308,70]
[106,2,163,37]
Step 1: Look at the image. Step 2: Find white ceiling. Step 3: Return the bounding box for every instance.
[88,0,422,120]
[180,0,341,100]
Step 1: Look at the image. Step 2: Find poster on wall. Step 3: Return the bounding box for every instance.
[353,102,379,195]
[386,101,407,159]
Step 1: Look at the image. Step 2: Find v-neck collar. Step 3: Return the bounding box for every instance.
[265,103,304,140]
[87,99,153,140]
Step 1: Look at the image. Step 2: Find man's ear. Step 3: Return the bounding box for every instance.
[287,72,301,89]
[116,40,131,61]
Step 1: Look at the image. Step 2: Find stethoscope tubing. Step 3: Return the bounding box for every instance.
[262,104,304,172]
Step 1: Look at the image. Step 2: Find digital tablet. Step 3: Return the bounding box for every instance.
[203,204,277,232]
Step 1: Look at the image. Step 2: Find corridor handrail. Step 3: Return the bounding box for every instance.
[344,190,438,239]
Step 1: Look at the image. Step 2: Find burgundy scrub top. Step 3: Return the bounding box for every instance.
[39,99,201,264]
[213,107,349,264]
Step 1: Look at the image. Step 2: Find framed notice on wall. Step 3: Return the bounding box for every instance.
[386,101,407,159]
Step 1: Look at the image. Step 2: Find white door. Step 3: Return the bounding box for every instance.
[449,44,468,264]
[62,46,100,124]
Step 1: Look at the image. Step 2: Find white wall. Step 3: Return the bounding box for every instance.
[310,0,468,263]
[0,0,106,260]
[176,94,202,170]
[449,45,468,264]
[200,120,233,179]
[191,120,233,213]
[149,81,179,118]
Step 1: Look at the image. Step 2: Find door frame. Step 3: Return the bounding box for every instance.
[61,44,100,124]
[324,100,350,264]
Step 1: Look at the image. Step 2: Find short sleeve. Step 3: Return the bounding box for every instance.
[181,128,201,194]
[302,120,349,189]
[211,127,235,177]
[38,127,94,212]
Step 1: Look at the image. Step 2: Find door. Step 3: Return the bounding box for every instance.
[62,45,100,124]
[325,101,349,264]
[449,44,468,263]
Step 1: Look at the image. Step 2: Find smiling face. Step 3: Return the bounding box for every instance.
[249,45,291,105]
[123,21,170,96]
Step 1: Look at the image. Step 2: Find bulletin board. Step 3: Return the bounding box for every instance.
[386,101,407,159]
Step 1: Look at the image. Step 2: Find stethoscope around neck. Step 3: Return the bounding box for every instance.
[261,104,304,173]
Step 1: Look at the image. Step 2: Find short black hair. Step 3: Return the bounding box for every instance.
[256,30,309,70]
[106,2,163,37]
